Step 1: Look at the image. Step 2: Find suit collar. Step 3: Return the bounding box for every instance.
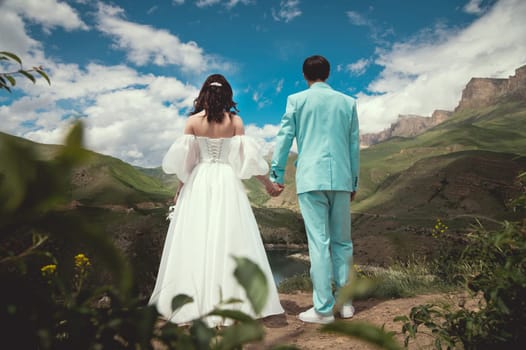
[309,81,332,90]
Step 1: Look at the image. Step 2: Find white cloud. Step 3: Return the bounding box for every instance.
[173,0,185,5]
[196,0,221,6]
[245,123,282,156]
[251,90,271,109]
[0,0,272,168]
[0,8,39,55]
[464,0,485,14]
[147,6,158,15]
[195,0,251,8]
[358,0,526,133]
[0,0,87,58]
[276,78,284,93]
[272,0,302,23]
[226,0,253,7]
[346,11,370,26]
[96,3,216,72]
[347,58,370,76]
[1,56,200,167]
[4,0,88,31]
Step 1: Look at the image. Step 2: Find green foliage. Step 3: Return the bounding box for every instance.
[232,256,269,315]
[356,262,450,299]
[320,272,403,349]
[396,175,526,349]
[0,51,50,92]
[278,262,451,299]
[0,122,271,349]
[277,272,313,293]
[323,322,401,350]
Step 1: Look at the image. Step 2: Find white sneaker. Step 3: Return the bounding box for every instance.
[298,307,335,324]
[339,304,355,319]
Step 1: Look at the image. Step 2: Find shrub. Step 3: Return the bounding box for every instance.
[396,173,526,349]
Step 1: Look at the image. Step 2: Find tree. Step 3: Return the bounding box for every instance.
[0,51,50,92]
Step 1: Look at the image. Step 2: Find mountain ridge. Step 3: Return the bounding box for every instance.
[360,64,526,148]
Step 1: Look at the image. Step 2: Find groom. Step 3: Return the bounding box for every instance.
[270,55,360,324]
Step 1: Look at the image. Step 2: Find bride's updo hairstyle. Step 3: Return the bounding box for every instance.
[191,74,239,123]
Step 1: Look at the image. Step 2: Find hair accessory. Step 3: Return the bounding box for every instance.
[210,82,222,87]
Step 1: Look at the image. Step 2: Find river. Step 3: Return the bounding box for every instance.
[266,249,309,286]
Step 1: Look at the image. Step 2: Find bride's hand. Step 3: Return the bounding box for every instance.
[173,182,184,204]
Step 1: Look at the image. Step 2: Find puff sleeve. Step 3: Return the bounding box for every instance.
[161,135,199,183]
[228,136,269,179]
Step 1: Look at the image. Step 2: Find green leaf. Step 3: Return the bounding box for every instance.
[0,79,12,93]
[322,321,402,350]
[0,138,38,211]
[208,309,254,323]
[189,319,214,349]
[232,256,268,315]
[5,74,16,86]
[0,51,22,64]
[393,315,409,322]
[221,297,243,305]
[57,121,88,165]
[18,69,36,84]
[34,67,51,85]
[171,294,193,312]
[335,271,376,310]
[218,321,264,350]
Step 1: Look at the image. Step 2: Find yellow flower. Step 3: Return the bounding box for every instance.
[41,264,57,277]
[74,253,91,269]
[432,218,448,238]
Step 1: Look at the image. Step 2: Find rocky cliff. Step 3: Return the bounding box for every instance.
[455,65,526,111]
[360,109,452,148]
[361,64,526,148]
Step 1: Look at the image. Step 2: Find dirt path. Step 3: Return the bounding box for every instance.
[250,292,456,349]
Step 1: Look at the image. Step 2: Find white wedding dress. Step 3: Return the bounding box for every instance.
[149,135,284,326]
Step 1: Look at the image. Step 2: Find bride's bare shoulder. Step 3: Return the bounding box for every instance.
[184,112,205,133]
[188,111,205,120]
[231,114,244,124]
[232,114,245,135]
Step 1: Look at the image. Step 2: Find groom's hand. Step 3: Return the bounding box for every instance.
[350,191,357,202]
[267,182,284,197]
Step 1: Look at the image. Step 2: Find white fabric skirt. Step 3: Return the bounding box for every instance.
[149,161,284,326]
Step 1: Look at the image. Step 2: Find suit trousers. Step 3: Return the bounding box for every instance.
[298,190,353,315]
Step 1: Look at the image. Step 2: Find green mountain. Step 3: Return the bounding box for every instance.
[0,131,172,207]
[357,100,526,203]
[348,98,526,263]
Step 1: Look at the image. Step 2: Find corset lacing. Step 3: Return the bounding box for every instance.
[203,138,224,163]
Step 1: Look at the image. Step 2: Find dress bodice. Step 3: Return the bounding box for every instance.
[162,134,268,182]
[196,137,231,163]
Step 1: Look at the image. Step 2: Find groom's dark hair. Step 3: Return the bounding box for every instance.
[303,55,330,81]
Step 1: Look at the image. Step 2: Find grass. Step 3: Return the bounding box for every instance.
[357,100,526,202]
[278,259,458,299]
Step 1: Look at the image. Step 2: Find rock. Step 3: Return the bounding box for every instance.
[455,65,526,112]
[360,110,452,148]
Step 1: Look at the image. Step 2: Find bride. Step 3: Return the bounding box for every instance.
[148,74,284,326]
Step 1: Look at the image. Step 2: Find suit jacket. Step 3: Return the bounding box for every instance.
[270,82,360,194]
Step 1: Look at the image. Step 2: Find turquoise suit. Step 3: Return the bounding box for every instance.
[270,82,360,315]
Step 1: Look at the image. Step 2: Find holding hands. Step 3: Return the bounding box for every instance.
[256,175,284,197]
[266,182,284,197]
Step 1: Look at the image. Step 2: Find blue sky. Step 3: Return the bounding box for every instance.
[1,0,525,166]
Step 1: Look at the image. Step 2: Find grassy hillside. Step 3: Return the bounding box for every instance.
[71,153,172,206]
[0,131,172,206]
[348,100,526,262]
[357,100,526,202]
